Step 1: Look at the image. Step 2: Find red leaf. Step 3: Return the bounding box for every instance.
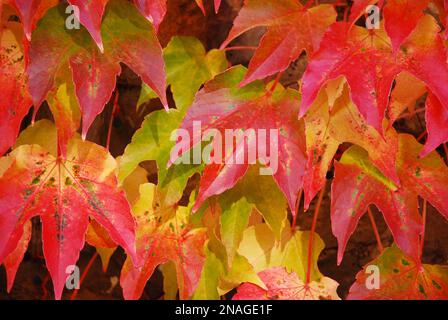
[332,148,421,264]
[348,245,448,299]
[28,0,167,140]
[195,0,205,14]
[399,15,448,126]
[445,0,448,39]
[303,82,399,209]
[214,0,221,13]
[350,0,428,47]
[0,140,138,299]
[3,220,31,293]
[348,0,381,26]
[299,22,399,132]
[301,14,448,134]
[86,219,117,249]
[421,93,448,157]
[233,267,340,300]
[133,0,167,30]
[169,66,307,213]
[67,0,109,52]
[387,72,426,124]
[332,134,448,264]
[133,0,220,28]
[221,0,336,86]
[383,0,430,52]
[120,184,207,300]
[8,0,58,40]
[0,14,33,156]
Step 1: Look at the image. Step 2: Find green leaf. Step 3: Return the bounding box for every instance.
[29,0,167,143]
[192,244,224,300]
[136,84,159,111]
[121,37,228,205]
[220,197,252,265]
[348,245,448,299]
[219,253,265,295]
[220,166,288,238]
[138,36,228,111]
[119,109,201,206]
[14,120,58,156]
[340,145,398,191]
[238,224,326,282]
[281,231,325,282]
[164,36,228,111]
[160,262,179,300]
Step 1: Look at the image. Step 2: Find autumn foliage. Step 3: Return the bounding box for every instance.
[1,0,448,300]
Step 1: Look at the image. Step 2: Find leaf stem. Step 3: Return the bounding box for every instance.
[303,0,315,10]
[223,46,257,52]
[40,273,50,300]
[343,3,350,23]
[268,72,283,94]
[70,252,99,300]
[419,200,427,262]
[367,207,384,253]
[0,4,3,35]
[396,107,426,120]
[305,182,325,285]
[417,131,427,142]
[291,189,303,232]
[443,143,448,163]
[106,92,120,151]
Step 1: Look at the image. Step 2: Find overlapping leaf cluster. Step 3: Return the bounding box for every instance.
[1,0,448,300]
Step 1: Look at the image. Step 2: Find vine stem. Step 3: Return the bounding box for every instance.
[106,92,120,151]
[70,252,99,300]
[419,200,427,263]
[305,182,326,286]
[291,190,303,232]
[223,46,257,52]
[303,0,316,10]
[396,107,425,120]
[367,207,384,253]
[268,72,283,94]
[417,131,427,142]
[343,2,350,23]
[0,4,3,35]
[40,273,50,300]
[443,143,448,163]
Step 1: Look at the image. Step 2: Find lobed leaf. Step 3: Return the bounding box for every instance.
[332,134,448,264]
[0,14,33,156]
[28,0,167,147]
[233,266,340,300]
[170,66,307,214]
[348,245,448,299]
[120,183,207,300]
[221,0,336,86]
[0,138,138,299]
